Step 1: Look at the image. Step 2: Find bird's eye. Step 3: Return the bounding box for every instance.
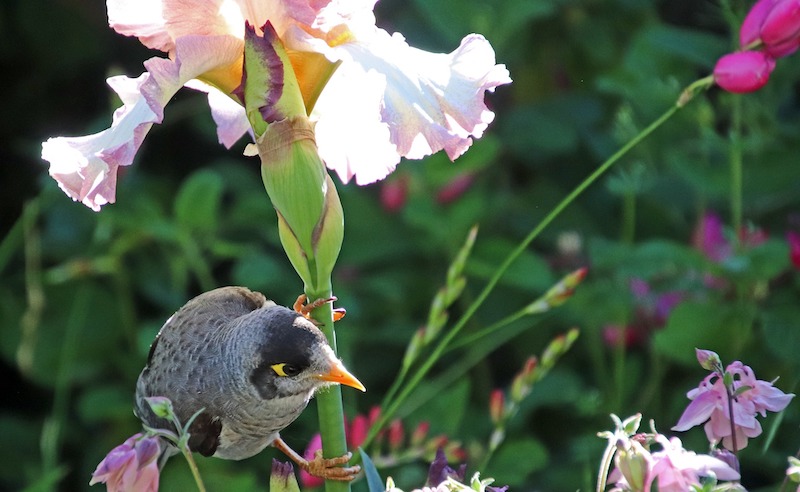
[271,363,301,377]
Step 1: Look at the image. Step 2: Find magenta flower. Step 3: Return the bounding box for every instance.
[713,50,776,93]
[646,435,740,491]
[89,433,160,492]
[787,231,800,269]
[41,0,511,210]
[741,0,800,56]
[672,359,794,450]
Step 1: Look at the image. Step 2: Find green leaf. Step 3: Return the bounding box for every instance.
[653,301,755,366]
[174,169,223,234]
[360,448,385,492]
[762,306,800,368]
[487,438,548,486]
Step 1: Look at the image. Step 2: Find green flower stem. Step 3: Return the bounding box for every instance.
[365,86,703,450]
[729,94,743,241]
[307,286,350,492]
[179,447,207,492]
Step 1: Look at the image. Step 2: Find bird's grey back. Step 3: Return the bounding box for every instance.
[134,286,275,439]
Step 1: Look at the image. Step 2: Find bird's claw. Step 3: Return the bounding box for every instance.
[293,294,346,323]
[302,450,360,482]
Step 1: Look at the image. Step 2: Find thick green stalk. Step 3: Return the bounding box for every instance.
[307,285,350,492]
[364,99,690,450]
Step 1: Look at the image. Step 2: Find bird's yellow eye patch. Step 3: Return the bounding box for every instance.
[271,363,300,377]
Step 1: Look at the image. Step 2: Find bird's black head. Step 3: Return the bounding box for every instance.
[248,306,336,400]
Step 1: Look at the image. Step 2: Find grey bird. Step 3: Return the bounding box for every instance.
[134,286,365,481]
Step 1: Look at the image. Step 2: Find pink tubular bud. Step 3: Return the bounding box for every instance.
[740,0,779,47]
[489,389,505,424]
[761,0,800,48]
[388,419,404,451]
[713,51,776,93]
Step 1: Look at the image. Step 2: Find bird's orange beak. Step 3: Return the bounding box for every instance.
[317,360,366,392]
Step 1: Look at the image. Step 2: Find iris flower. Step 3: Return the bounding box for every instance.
[41,0,511,210]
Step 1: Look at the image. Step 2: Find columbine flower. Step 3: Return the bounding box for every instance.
[41,0,510,210]
[646,435,740,491]
[89,433,160,492]
[672,359,795,450]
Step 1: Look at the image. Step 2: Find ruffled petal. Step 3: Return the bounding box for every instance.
[107,0,173,52]
[312,63,398,184]
[185,79,251,147]
[292,1,510,185]
[42,74,157,211]
[42,35,243,210]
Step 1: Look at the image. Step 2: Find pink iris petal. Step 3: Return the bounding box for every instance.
[713,51,776,94]
[107,0,172,51]
[185,79,251,147]
[42,34,242,209]
[108,0,326,50]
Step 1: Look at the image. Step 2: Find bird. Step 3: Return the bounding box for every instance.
[134,286,365,481]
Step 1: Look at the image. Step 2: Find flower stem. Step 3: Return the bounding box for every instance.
[180,447,207,492]
[729,95,743,241]
[365,84,703,450]
[308,285,350,492]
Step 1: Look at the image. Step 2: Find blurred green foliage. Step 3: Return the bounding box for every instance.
[2,0,800,491]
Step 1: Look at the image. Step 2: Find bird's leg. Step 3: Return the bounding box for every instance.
[293,294,346,322]
[272,436,360,482]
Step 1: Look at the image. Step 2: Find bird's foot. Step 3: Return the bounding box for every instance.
[302,450,360,482]
[274,437,359,482]
[293,294,346,322]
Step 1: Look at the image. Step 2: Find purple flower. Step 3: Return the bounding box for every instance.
[89,433,160,492]
[672,361,794,450]
[427,447,466,486]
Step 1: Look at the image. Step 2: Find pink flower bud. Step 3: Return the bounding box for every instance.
[489,389,505,424]
[388,419,404,451]
[787,231,800,269]
[436,173,474,204]
[713,51,776,93]
[695,348,721,371]
[411,421,430,447]
[761,0,800,48]
[740,0,779,47]
[348,415,369,449]
[380,176,408,213]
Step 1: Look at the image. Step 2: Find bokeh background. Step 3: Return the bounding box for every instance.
[2,0,800,490]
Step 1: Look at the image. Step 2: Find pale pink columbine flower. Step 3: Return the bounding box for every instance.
[646,435,740,491]
[89,433,160,492]
[609,433,740,492]
[672,358,794,450]
[41,0,511,211]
